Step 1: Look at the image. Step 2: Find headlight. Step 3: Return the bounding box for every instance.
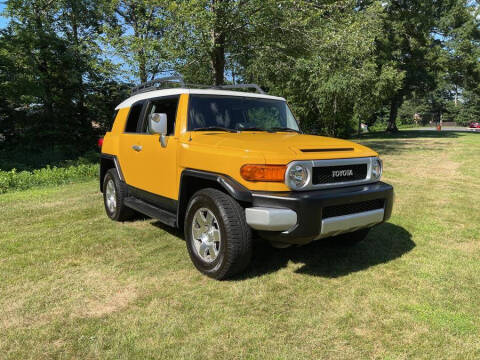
[287,164,310,190]
[372,158,383,180]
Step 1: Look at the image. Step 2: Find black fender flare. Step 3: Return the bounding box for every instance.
[179,169,252,203]
[99,154,125,192]
[177,169,253,227]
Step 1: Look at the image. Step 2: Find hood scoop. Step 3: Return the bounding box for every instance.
[300,147,354,153]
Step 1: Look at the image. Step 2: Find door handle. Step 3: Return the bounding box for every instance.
[132,145,143,152]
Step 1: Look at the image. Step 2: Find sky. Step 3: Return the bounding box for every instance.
[0,2,8,29]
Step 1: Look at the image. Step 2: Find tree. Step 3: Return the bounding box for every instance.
[373,0,453,132]
[438,0,480,125]
[236,1,403,137]
[2,0,116,152]
[439,0,480,104]
[394,0,480,128]
[167,0,305,86]
[104,0,172,83]
[0,27,30,146]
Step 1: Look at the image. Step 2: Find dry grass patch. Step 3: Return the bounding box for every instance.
[0,267,140,332]
[80,284,138,318]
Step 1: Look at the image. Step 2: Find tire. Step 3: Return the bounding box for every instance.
[184,188,252,280]
[332,228,371,247]
[103,168,135,222]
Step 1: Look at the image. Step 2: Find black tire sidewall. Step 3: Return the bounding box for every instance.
[103,170,122,221]
[184,192,228,275]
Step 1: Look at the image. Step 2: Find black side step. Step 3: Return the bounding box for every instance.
[124,197,177,227]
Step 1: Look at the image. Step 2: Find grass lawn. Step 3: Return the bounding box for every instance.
[1,131,479,359]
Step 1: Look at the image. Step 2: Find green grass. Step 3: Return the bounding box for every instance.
[1,131,480,359]
[0,164,98,194]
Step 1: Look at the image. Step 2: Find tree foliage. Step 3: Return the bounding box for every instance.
[1,0,480,165]
[103,0,173,82]
[0,0,127,155]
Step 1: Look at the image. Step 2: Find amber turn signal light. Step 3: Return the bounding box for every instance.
[240,164,286,182]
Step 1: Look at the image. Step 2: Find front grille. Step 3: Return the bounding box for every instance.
[312,164,368,185]
[323,199,385,219]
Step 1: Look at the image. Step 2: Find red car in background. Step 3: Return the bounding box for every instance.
[469,121,480,129]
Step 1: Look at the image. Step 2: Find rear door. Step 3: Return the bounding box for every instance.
[118,101,148,190]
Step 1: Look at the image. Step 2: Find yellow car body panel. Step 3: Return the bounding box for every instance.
[118,133,179,199]
[176,132,377,192]
[103,93,379,197]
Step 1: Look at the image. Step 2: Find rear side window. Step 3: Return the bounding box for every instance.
[124,103,144,133]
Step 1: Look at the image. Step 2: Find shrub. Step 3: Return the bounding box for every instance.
[0,164,98,194]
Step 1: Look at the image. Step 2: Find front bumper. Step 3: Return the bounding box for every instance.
[245,181,394,245]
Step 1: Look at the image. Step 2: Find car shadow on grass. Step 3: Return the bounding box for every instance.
[150,220,414,280]
[359,130,463,140]
[151,220,184,238]
[237,222,415,280]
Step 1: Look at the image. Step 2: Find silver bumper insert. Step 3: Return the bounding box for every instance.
[245,207,297,231]
[316,208,384,240]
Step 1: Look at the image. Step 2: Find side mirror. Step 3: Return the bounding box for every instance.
[149,113,167,135]
[148,113,168,147]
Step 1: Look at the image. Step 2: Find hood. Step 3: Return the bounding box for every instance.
[188,132,377,163]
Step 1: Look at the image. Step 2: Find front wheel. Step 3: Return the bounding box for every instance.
[184,188,252,280]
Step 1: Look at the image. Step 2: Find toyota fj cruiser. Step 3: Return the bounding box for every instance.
[100,77,394,279]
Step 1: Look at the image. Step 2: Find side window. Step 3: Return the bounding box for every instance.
[124,103,144,133]
[142,96,179,135]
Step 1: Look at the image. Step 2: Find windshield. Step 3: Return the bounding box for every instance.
[188,95,300,132]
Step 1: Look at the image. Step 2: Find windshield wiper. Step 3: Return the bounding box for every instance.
[270,127,302,133]
[193,126,238,133]
[239,127,269,132]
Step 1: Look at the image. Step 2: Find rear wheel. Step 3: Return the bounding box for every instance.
[184,188,252,279]
[103,168,134,221]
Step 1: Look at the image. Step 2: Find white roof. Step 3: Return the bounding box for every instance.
[115,88,286,110]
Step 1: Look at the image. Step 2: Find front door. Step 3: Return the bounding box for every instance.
[118,96,180,210]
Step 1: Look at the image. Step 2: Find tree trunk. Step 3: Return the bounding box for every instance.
[211,0,225,85]
[136,31,147,83]
[33,9,54,122]
[387,96,401,132]
[69,2,86,122]
[211,38,225,85]
[139,53,147,83]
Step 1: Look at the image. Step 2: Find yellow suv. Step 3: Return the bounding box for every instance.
[100,77,394,279]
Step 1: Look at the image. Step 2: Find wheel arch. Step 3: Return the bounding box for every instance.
[100,154,124,192]
[177,169,252,228]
